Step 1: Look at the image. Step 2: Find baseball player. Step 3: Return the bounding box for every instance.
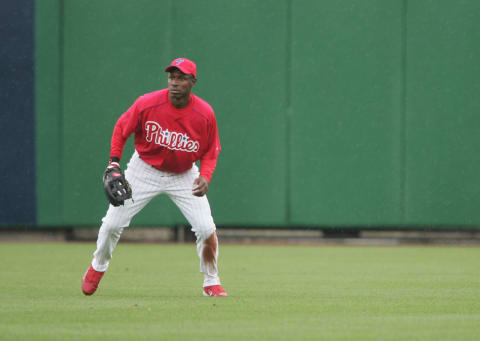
[82,57,227,297]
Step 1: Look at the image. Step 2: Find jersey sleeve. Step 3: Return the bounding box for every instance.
[199,113,221,183]
[110,98,141,160]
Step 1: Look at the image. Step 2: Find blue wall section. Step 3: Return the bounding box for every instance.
[0,0,36,225]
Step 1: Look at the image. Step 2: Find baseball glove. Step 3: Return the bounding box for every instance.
[103,164,132,207]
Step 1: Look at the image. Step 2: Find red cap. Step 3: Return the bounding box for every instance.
[165,58,197,78]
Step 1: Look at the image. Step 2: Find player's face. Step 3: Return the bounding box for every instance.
[168,69,196,98]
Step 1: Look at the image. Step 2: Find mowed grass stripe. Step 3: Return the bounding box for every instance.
[0,242,478,340]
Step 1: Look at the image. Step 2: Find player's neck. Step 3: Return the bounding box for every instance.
[169,93,190,109]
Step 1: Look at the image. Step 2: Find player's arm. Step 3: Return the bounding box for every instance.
[102,99,140,205]
[193,115,221,197]
[192,159,217,197]
[109,99,141,162]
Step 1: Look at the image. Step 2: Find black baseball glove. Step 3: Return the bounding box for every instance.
[103,163,132,207]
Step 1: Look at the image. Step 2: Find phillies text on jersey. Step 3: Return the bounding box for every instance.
[145,121,200,153]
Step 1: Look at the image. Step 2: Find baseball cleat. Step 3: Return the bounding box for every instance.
[82,265,105,296]
[203,285,228,297]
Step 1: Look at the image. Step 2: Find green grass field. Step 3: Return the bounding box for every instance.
[0,242,479,340]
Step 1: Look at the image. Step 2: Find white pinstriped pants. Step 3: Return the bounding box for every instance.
[91,151,220,287]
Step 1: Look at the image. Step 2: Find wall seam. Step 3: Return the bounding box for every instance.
[400,0,408,223]
[59,0,65,224]
[285,0,292,224]
[169,0,175,58]
[32,0,37,225]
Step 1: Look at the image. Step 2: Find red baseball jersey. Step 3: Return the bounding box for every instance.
[110,89,221,183]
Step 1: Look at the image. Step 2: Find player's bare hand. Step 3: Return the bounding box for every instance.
[192,177,208,197]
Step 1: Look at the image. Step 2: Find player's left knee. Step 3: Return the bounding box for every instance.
[202,232,217,263]
[194,225,216,242]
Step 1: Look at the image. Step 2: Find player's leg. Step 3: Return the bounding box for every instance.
[92,151,162,271]
[92,200,148,272]
[165,166,227,296]
[83,152,161,295]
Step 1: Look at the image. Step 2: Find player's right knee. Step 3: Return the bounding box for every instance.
[99,221,125,235]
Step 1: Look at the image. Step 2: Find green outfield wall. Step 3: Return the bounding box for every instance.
[34,0,480,228]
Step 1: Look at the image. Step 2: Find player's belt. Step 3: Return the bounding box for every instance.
[152,164,193,176]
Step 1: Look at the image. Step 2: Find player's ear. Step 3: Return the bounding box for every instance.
[191,77,197,86]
